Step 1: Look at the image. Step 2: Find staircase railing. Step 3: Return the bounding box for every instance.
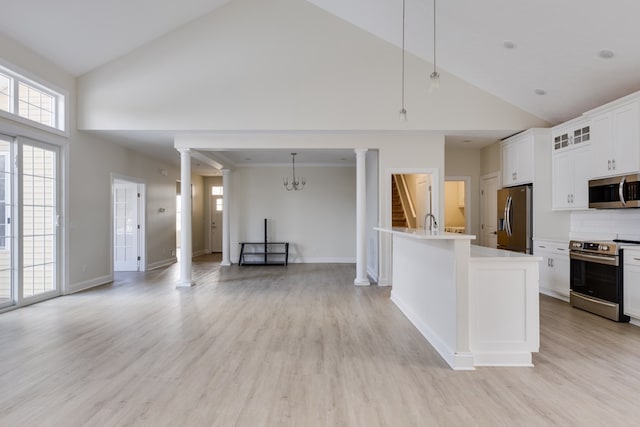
[393,175,416,228]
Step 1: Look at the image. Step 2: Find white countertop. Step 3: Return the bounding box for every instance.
[374,227,476,240]
[470,245,542,261]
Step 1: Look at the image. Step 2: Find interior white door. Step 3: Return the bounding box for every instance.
[481,174,499,248]
[210,195,223,252]
[114,180,139,271]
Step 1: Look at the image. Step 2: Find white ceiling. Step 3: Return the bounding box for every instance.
[3,0,640,169]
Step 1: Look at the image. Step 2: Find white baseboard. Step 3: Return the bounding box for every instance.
[68,274,113,294]
[288,257,356,264]
[391,290,474,371]
[147,257,177,270]
[193,249,206,257]
[366,266,379,284]
[539,288,570,303]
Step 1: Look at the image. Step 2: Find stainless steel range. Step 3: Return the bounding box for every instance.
[569,240,629,322]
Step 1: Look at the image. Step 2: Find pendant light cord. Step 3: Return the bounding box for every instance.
[401,0,406,110]
[433,0,437,74]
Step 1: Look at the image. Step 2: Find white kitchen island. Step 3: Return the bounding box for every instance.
[376,227,541,370]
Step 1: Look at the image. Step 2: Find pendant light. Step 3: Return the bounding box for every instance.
[283,153,306,191]
[429,0,440,92]
[399,0,408,121]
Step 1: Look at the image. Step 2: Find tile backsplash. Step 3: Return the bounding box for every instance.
[571,210,640,240]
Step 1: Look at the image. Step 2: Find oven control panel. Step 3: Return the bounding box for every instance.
[569,240,618,256]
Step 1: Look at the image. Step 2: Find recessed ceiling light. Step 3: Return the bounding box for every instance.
[503,40,516,49]
[534,89,547,96]
[598,49,614,59]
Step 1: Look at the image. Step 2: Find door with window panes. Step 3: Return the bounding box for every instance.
[0,134,60,309]
[0,135,13,308]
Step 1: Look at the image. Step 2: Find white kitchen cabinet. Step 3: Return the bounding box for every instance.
[552,118,590,152]
[623,249,640,320]
[552,145,591,210]
[589,100,640,178]
[501,132,534,187]
[534,240,570,301]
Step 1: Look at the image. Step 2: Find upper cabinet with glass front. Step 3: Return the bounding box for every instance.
[552,117,591,152]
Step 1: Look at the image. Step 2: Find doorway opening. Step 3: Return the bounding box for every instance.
[390,173,435,229]
[444,176,471,234]
[112,177,145,272]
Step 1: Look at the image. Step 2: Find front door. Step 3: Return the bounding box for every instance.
[210,186,223,252]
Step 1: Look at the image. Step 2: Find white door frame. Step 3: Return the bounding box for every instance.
[480,172,500,247]
[110,174,146,272]
[445,175,471,234]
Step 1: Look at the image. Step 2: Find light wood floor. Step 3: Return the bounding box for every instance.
[1,256,640,426]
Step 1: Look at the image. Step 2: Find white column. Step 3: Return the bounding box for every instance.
[354,148,370,286]
[178,148,194,287]
[221,168,231,266]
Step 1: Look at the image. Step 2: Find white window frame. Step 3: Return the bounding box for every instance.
[0,62,67,135]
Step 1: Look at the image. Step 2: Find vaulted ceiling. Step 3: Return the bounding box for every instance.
[2,0,640,169]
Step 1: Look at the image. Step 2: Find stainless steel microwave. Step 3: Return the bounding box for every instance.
[589,173,640,208]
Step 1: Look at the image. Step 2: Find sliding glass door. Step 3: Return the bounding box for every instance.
[0,135,13,309]
[0,134,60,309]
[21,141,58,299]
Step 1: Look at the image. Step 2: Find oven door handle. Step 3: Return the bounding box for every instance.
[570,251,619,266]
[619,177,627,207]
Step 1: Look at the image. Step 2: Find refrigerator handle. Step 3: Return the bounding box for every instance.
[506,196,513,237]
[502,196,509,234]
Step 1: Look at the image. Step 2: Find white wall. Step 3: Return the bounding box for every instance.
[231,165,356,263]
[0,33,207,294]
[571,210,640,239]
[77,0,547,133]
[68,131,207,291]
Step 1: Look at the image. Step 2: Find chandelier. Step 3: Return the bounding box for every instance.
[283,153,306,191]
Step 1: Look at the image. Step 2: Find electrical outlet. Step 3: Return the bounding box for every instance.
[170,249,176,256]
[81,264,87,273]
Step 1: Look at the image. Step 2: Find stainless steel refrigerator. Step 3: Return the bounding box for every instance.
[497,184,532,254]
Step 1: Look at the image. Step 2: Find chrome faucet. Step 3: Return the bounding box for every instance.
[424,213,438,231]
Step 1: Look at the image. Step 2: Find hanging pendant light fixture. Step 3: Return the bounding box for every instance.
[429,0,440,92]
[283,152,306,191]
[399,0,408,122]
